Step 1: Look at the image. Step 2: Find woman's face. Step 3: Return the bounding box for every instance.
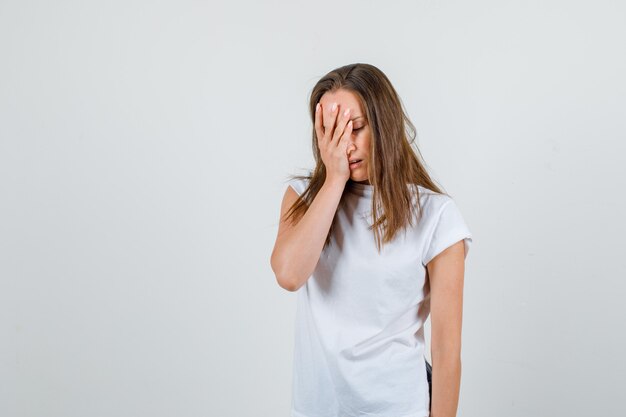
[319,89,371,184]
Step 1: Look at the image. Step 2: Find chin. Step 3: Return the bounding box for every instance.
[351,174,369,182]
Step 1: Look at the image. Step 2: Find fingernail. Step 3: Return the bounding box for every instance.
[344,108,350,117]
[332,102,337,112]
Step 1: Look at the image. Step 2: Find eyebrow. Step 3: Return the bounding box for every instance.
[351,116,364,121]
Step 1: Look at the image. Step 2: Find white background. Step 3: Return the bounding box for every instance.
[1,1,625,416]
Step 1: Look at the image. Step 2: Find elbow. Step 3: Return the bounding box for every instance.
[275,270,301,292]
[431,347,462,364]
[270,254,301,292]
[277,275,299,292]
[276,274,302,292]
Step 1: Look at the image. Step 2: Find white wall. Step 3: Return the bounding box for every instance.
[1,1,624,416]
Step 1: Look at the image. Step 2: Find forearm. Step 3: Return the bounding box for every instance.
[273,179,345,291]
[430,353,461,417]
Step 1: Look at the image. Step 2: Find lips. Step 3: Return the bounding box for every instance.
[349,159,363,169]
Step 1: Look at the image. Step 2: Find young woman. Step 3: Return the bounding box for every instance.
[270,63,473,417]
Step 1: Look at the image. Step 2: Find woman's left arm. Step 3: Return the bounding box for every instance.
[427,239,466,417]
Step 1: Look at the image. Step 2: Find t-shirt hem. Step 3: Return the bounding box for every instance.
[291,408,429,417]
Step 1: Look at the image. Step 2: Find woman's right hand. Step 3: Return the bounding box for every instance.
[315,101,355,184]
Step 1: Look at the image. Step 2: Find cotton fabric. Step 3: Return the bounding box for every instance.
[286,177,473,417]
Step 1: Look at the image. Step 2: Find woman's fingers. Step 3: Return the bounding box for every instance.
[324,102,339,143]
[338,119,353,154]
[314,101,354,183]
[314,102,324,146]
[332,107,351,145]
[315,101,353,154]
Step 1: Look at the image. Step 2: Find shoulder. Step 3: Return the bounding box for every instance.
[285,176,311,197]
[413,185,454,218]
[415,186,473,265]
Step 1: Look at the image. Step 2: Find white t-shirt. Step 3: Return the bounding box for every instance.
[286,177,473,417]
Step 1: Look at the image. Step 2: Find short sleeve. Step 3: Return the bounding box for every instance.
[286,177,308,197]
[422,198,473,266]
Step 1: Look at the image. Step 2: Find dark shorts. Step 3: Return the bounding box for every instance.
[425,358,432,411]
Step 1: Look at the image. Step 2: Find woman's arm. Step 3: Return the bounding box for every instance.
[270,179,345,292]
[427,239,466,417]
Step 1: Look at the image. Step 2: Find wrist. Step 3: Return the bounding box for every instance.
[323,177,347,190]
